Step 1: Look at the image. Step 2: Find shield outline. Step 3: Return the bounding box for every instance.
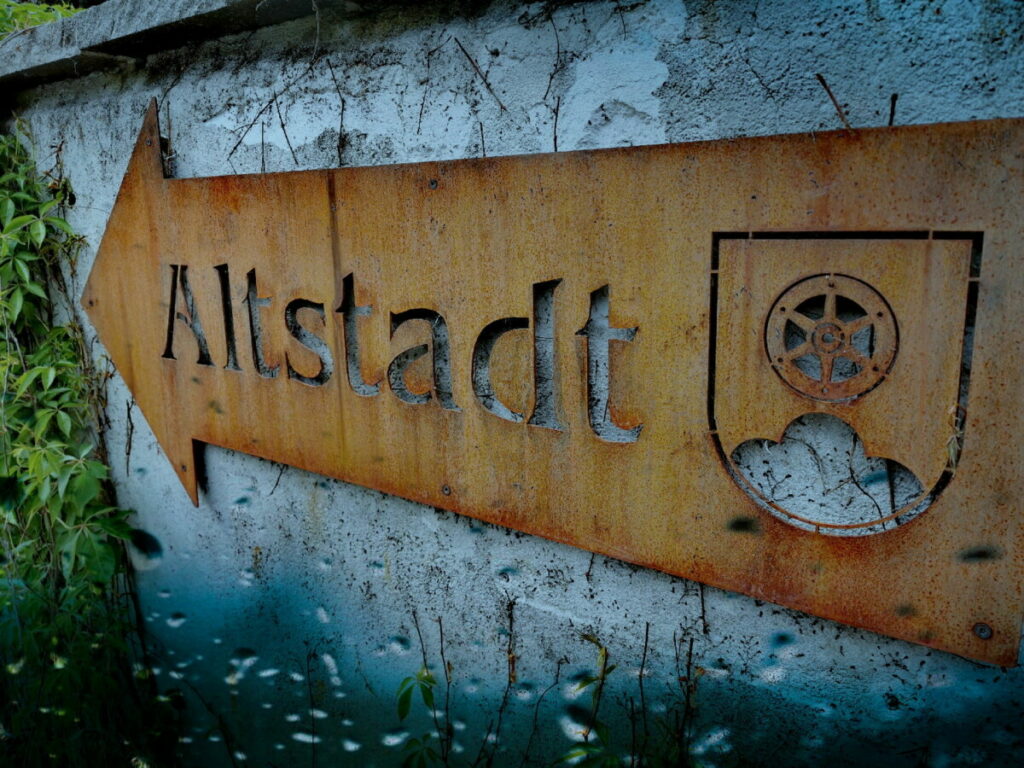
[707,230,982,534]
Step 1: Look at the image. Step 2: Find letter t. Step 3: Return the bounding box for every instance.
[576,285,642,443]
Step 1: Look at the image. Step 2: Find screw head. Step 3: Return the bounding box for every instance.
[972,622,993,640]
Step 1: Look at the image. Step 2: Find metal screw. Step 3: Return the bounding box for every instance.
[428,179,439,189]
[442,484,451,496]
[973,622,993,640]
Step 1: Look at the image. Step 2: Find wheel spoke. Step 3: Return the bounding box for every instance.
[820,353,834,384]
[845,348,871,369]
[787,312,817,334]
[823,290,837,323]
[783,341,813,361]
[844,315,873,335]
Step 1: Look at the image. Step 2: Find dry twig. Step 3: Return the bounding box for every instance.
[815,73,853,131]
[454,36,508,112]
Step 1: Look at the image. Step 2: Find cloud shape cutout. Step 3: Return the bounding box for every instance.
[730,413,928,536]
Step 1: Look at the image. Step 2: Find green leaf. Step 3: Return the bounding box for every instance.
[44,216,73,236]
[29,218,45,248]
[575,674,597,691]
[56,410,72,437]
[14,257,30,283]
[1,198,13,226]
[9,287,23,321]
[56,464,74,498]
[95,515,133,541]
[2,214,33,234]
[557,745,601,763]
[420,682,434,711]
[80,536,116,583]
[397,684,414,721]
[85,459,109,480]
[42,366,56,389]
[58,530,82,581]
[14,365,40,398]
[34,409,53,438]
[70,472,101,509]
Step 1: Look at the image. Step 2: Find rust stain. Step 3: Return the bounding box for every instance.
[82,101,1024,665]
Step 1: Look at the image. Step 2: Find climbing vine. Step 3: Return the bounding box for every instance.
[0,127,177,765]
[0,0,78,40]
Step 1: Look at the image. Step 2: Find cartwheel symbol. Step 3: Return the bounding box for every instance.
[709,232,979,535]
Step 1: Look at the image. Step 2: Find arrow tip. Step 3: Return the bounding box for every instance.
[83,99,200,504]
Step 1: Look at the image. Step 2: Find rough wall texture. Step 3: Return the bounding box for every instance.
[5,0,1024,765]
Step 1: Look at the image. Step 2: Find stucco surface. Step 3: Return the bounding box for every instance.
[5,0,1024,765]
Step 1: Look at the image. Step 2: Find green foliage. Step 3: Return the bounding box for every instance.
[397,667,445,767]
[554,634,619,767]
[0,0,79,39]
[396,626,705,768]
[397,666,438,722]
[552,633,707,767]
[0,128,178,765]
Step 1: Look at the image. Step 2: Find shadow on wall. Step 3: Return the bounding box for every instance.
[128,522,1022,768]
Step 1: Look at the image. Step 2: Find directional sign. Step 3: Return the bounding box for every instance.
[83,101,1024,665]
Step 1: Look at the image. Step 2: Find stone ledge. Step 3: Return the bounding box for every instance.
[0,0,321,90]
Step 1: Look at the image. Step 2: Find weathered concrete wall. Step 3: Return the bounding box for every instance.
[4,0,1024,765]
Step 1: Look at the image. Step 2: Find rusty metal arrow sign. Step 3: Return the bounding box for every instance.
[83,101,1024,665]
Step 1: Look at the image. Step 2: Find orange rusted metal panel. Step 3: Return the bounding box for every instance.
[83,102,1024,665]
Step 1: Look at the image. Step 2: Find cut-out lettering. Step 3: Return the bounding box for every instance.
[285,299,334,387]
[162,264,213,366]
[244,268,279,379]
[387,344,430,404]
[528,279,562,430]
[389,310,459,411]
[576,285,642,442]
[160,269,642,441]
[472,317,529,422]
[214,263,241,371]
[336,273,379,397]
